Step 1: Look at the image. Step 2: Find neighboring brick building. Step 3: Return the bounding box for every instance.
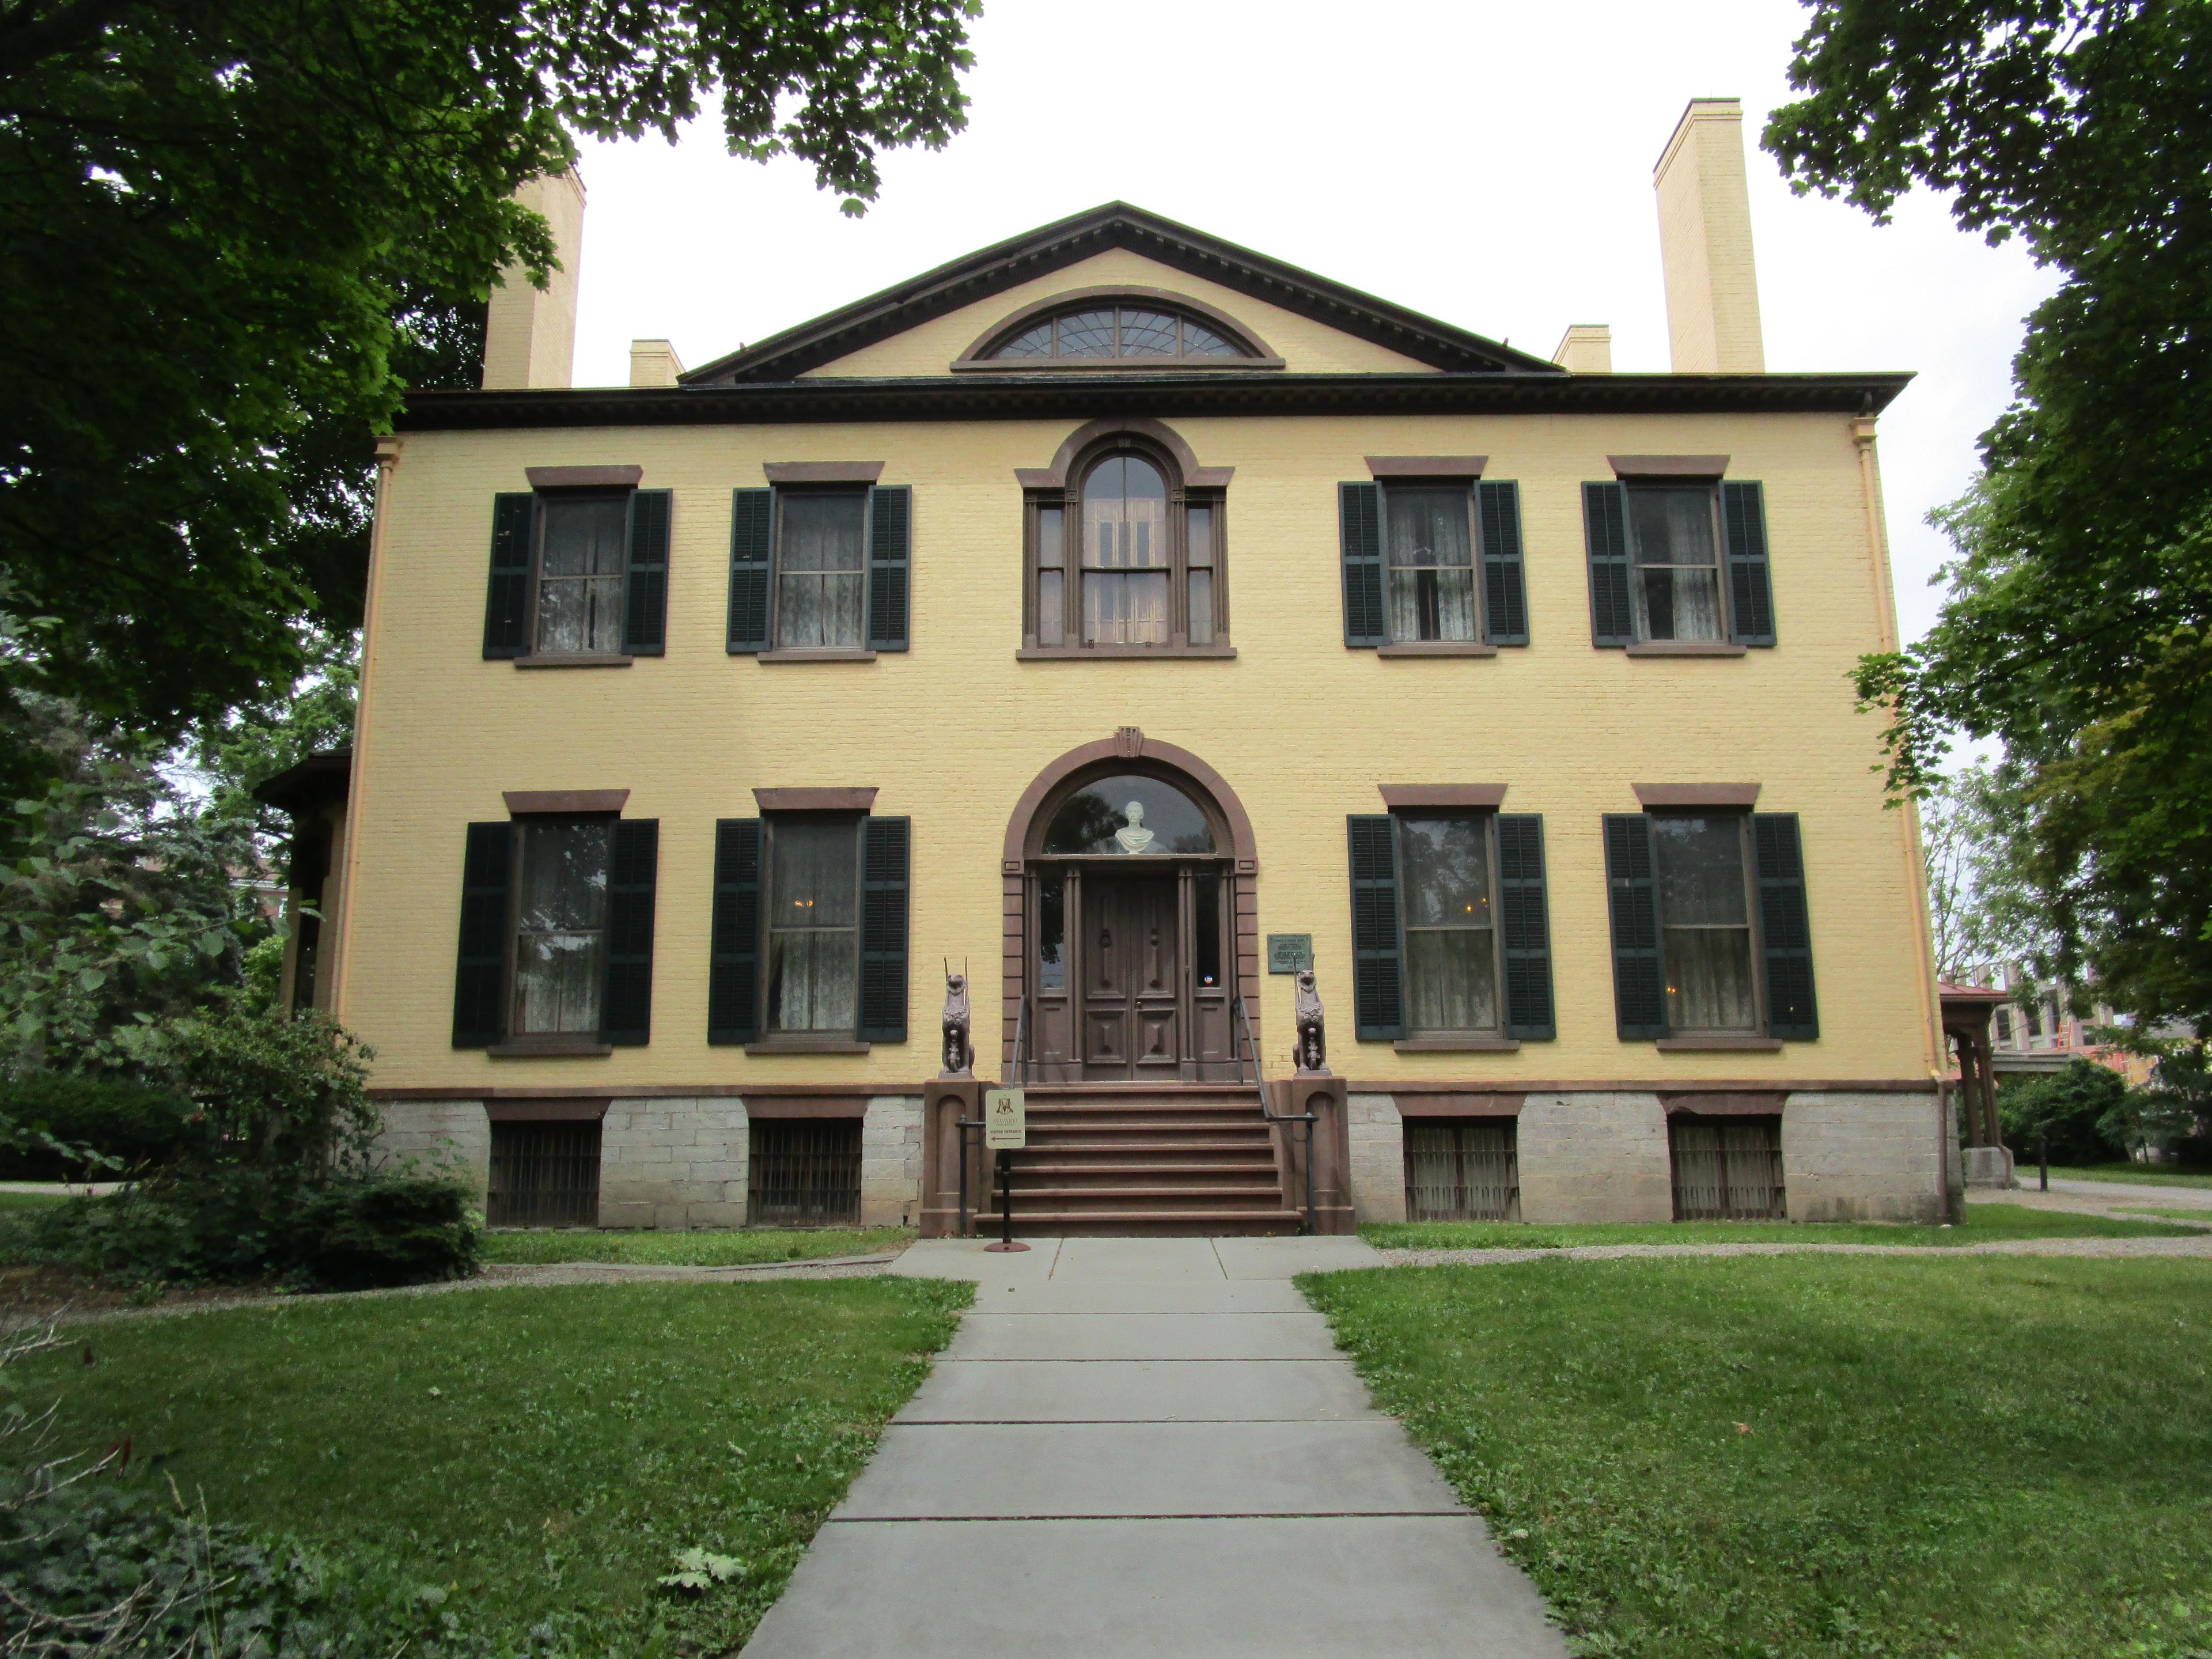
[279,99,1949,1231]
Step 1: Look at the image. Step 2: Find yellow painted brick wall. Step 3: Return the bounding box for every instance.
[340,403,1936,1093]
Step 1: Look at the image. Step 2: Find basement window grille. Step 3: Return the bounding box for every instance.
[1669,1116,1787,1221]
[1403,1120,1520,1222]
[487,1119,602,1228]
[748,1120,862,1226]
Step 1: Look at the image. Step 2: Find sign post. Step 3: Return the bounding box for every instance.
[982,1088,1029,1253]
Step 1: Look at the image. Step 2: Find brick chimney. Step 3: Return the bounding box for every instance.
[1551,324,1613,373]
[1653,99,1765,373]
[482,167,586,390]
[628,338,684,388]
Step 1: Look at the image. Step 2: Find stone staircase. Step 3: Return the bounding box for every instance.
[968,1083,1304,1236]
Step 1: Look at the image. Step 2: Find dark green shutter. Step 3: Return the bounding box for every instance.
[1347,815,1404,1040]
[707,819,762,1044]
[483,494,535,658]
[1754,813,1818,1039]
[1584,482,1633,647]
[728,488,773,653]
[1603,814,1665,1039]
[452,822,512,1046]
[1497,814,1554,1040]
[600,818,658,1046]
[623,490,671,656]
[1722,481,1776,646]
[1478,481,1529,646]
[867,484,911,651]
[1339,482,1385,647]
[859,816,911,1042]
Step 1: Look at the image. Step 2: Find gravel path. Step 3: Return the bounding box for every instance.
[1380,1234,2212,1268]
[6,1253,898,1330]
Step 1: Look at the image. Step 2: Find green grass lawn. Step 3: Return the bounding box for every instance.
[479,1225,915,1266]
[2042,1162,2212,1190]
[2117,1206,2212,1224]
[1358,1201,2202,1251]
[17,1278,970,1653]
[1304,1255,2212,1658]
[0,1187,73,1211]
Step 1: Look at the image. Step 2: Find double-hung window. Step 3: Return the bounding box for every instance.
[481,476,671,662]
[451,805,661,1052]
[1025,444,1226,655]
[707,808,912,1048]
[1585,476,1775,649]
[1346,808,1554,1046]
[1603,809,1818,1043]
[1338,476,1528,650]
[726,482,912,657]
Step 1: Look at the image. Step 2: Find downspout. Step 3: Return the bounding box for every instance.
[1853,413,1951,1215]
[328,434,402,1028]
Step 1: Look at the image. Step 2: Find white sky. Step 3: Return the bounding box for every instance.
[569,0,2059,645]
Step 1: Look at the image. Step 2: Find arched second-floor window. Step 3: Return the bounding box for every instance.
[1024,437,1226,657]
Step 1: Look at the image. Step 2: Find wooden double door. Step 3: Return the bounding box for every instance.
[1029,862,1236,1081]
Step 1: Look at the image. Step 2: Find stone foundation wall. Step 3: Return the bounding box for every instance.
[600,1097,749,1230]
[1340,1089,1946,1226]
[1781,1091,1946,1221]
[370,1100,490,1194]
[1516,1093,1674,1223]
[1346,1093,1406,1224]
[861,1096,925,1228]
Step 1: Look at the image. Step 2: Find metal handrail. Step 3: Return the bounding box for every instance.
[1236,994,1315,1236]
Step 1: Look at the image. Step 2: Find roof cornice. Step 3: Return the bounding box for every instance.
[398,371,1914,433]
[680,203,1568,382]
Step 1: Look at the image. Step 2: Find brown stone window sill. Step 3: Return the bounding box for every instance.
[1377,642,1499,658]
[1655,1035,1785,1052]
[1625,642,1748,658]
[756,648,877,664]
[1394,1034,1521,1052]
[744,1036,872,1055]
[487,1036,615,1058]
[1017,644,1237,661]
[514,653,633,669]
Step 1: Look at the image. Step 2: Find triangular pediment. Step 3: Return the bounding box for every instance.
[683,203,1561,384]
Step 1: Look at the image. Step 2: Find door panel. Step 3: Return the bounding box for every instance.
[1082,877,1179,1078]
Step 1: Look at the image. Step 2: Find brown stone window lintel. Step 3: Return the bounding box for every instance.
[525,465,643,489]
[762,461,885,484]
[752,787,879,812]
[486,1098,610,1122]
[1631,783,1760,808]
[503,789,630,815]
[1365,456,1487,478]
[1378,784,1508,809]
[1607,454,1729,479]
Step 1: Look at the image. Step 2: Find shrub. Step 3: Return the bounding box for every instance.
[0,1070,204,1179]
[173,1001,376,1177]
[290,1176,481,1289]
[1998,1057,2131,1163]
[28,1172,480,1290]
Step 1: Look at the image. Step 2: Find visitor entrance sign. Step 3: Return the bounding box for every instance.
[984,1088,1027,1150]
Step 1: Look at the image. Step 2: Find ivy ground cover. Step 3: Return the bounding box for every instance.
[1304,1256,2212,1658]
[17,1277,969,1653]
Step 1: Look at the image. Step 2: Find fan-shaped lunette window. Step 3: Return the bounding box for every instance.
[976,296,1268,364]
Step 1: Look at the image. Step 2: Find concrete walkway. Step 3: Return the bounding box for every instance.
[743,1236,1567,1658]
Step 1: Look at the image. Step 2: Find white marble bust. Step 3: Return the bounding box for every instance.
[1113,801,1156,854]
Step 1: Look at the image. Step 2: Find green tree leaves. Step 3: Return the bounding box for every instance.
[1777,1,2212,1031]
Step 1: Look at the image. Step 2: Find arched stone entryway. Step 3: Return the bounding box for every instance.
[1001,729,1259,1081]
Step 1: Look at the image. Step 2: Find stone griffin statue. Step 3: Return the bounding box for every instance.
[1293,968,1329,1075]
[940,968,975,1078]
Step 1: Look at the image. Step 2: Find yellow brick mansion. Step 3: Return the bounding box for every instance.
[263,99,1952,1234]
